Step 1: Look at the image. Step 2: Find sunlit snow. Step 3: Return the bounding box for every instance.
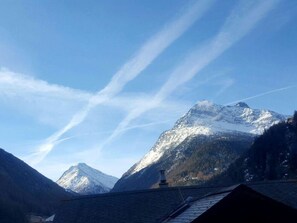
[129,101,287,175]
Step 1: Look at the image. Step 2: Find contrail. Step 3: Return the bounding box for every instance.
[225,85,297,106]
[103,0,280,147]
[25,0,215,165]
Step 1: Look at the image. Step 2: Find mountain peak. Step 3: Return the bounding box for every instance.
[126,101,287,176]
[195,100,214,109]
[234,102,249,108]
[57,163,118,195]
[76,162,90,169]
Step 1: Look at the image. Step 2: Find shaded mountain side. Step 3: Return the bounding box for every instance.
[113,133,254,191]
[165,133,254,186]
[208,111,297,186]
[0,148,72,223]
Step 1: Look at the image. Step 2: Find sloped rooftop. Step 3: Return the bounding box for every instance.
[53,180,297,223]
[163,182,297,223]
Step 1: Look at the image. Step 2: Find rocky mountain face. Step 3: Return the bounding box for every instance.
[112,101,287,192]
[0,148,72,223]
[210,111,297,185]
[57,163,118,195]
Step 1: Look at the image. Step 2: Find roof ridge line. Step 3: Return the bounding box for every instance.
[62,180,297,202]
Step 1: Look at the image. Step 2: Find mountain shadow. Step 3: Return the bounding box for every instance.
[0,148,72,223]
[208,111,297,186]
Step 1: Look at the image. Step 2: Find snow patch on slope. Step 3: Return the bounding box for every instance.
[132,126,212,174]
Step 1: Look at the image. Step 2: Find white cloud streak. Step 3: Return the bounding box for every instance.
[0,68,94,127]
[26,0,215,165]
[103,0,279,147]
[0,68,187,127]
[0,68,91,101]
[213,78,235,98]
[225,84,297,106]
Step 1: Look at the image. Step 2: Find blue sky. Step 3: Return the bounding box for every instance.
[0,0,297,180]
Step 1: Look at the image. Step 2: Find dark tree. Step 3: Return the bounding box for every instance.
[292,111,297,127]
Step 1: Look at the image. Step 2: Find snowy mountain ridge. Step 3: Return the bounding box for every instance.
[128,101,287,175]
[57,163,118,195]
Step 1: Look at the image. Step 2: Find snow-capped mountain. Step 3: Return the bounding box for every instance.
[57,163,118,195]
[112,101,287,191]
[130,101,286,175]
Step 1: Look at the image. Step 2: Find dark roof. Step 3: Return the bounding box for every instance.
[247,180,297,209]
[54,185,225,223]
[54,180,297,223]
[163,182,297,223]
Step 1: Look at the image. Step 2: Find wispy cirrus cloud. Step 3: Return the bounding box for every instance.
[225,84,297,106]
[0,68,93,126]
[0,67,188,129]
[103,0,280,146]
[25,0,215,165]
[0,68,91,101]
[213,78,235,98]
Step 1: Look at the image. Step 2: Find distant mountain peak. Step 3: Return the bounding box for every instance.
[196,100,213,105]
[75,162,95,171]
[234,102,249,108]
[194,100,214,109]
[57,163,118,195]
